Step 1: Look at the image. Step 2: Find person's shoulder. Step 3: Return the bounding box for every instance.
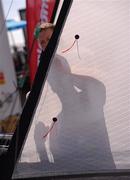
[54,54,67,62]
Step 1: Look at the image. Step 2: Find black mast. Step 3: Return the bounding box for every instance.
[50,0,60,24]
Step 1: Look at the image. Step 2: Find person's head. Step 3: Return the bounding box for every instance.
[38,22,55,50]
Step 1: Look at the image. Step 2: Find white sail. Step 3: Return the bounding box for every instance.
[0,1,21,134]
[14,0,130,178]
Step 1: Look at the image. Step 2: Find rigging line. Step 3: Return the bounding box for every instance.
[0,0,14,35]
[76,39,81,60]
[62,39,76,53]
[62,34,80,54]
[43,118,57,138]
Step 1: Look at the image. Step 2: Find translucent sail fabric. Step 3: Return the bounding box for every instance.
[13,0,130,178]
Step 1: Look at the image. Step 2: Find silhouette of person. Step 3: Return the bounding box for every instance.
[34,53,115,171]
[22,22,115,173]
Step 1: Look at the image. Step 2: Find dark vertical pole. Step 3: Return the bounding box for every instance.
[50,0,60,23]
